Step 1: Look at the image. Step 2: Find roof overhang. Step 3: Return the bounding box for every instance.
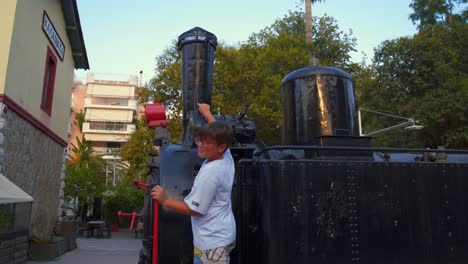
[0,174,33,204]
[60,0,90,70]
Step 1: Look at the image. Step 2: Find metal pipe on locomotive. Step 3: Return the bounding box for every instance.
[141,27,468,264]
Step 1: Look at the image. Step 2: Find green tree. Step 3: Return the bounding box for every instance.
[365,8,468,148]
[64,137,106,220]
[103,176,145,226]
[410,0,467,27]
[149,41,182,142]
[73,110,85,132]
[68,136,93,164]
[119,118,155,182]
[217,12,356,144]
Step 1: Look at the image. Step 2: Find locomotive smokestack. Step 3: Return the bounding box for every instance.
[177,27,217,145]
[281,66,359,145]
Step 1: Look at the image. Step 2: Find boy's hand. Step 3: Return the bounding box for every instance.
[197,103,216,123]
[197,103,210,116]
[151,185,168,205]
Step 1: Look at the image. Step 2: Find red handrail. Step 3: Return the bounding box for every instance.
[128,179,159,264]
[132,180,148,189]
[131,179,159,264]
[117,211,142,231]
[153,201,159,264]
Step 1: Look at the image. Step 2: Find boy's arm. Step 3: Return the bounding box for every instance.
[198,103,216,123]
[161,198,202,216]
[151,186,201,216]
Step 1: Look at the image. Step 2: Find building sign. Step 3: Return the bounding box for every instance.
[42,11,65,61]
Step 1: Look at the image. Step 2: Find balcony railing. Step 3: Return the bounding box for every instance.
[82,122,136,134]
[90,122,127,131]
[93,147,121,155]
[84,98,138,111]
[92,97,129,106]
[92,148,123,160]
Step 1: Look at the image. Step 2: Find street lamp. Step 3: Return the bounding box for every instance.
[358,108,424,137]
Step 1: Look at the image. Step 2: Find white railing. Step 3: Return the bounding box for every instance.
[82,122,136,134]
[84,98,138,112]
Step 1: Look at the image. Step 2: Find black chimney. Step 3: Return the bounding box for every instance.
[177,27,217,145]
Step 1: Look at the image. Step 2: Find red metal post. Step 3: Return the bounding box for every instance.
[117,210,142,231]
[153,200,159,264]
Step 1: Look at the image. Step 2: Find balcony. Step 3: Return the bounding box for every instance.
[84,108,134,122]
[82,122,136,135]
[92,147,121,157]
[84,133,131,142]
[92,148,123,160]
[84,97,138,112]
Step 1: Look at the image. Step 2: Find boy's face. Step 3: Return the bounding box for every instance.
[196,137,226,161]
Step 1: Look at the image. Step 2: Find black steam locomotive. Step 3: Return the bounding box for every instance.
[140,27,468,264]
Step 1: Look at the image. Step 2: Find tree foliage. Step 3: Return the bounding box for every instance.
[103,174,145,225]
[119,118,156,182]
[64,136,106,220]
[360,1,468,148]
[73,110,85,132]
[410,0,467,27]
[147,42,183,142]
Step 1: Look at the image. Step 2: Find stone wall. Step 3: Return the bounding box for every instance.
[0,103,66,239]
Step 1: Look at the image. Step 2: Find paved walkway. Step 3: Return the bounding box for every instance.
[26,230,142,264]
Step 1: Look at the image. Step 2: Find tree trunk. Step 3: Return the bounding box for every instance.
[305,0,312,45]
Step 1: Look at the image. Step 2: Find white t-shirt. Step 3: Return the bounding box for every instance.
[184,149,236,250]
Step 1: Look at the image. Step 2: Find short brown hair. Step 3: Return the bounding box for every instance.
[196,121,233,149]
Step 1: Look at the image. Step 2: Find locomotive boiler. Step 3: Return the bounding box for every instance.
[141,27,468,264]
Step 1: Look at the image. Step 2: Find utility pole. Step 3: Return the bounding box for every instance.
[113,157,116,186]
[305,0,312,46]
[305,0,321,66]
[139,70,143,88]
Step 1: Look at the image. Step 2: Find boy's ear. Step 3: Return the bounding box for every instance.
[217,143,227,153]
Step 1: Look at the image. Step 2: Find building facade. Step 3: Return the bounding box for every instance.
[0,0,88,243]
[69,73,139,185]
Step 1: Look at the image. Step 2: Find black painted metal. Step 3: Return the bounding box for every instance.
[177,27,218,146]
[213,114,256,146]
[142,27,260,264]
[157,144,203,264]
[281,66,358,145]
[143,28,468,264]
[234,157,468,264]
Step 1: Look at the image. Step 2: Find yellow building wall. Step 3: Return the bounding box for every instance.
[3,0,75,140]
[0,0,18,92]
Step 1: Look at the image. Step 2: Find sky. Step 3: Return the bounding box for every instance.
[74,0,418,85]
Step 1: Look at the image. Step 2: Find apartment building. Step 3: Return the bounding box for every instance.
[70,73,139,184]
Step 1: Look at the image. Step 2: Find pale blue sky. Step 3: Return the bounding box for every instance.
[74,0,417,84]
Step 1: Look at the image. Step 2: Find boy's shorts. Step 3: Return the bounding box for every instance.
[194,241,236,264]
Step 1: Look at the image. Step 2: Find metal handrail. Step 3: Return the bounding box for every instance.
[255,145,468,156]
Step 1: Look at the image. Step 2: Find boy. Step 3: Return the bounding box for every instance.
[151,103,236,263]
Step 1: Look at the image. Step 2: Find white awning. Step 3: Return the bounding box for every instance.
[0,174,33,204]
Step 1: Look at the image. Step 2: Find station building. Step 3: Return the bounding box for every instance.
[0,0,89,247]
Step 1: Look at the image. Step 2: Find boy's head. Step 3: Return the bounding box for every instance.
[196,121,233,161]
